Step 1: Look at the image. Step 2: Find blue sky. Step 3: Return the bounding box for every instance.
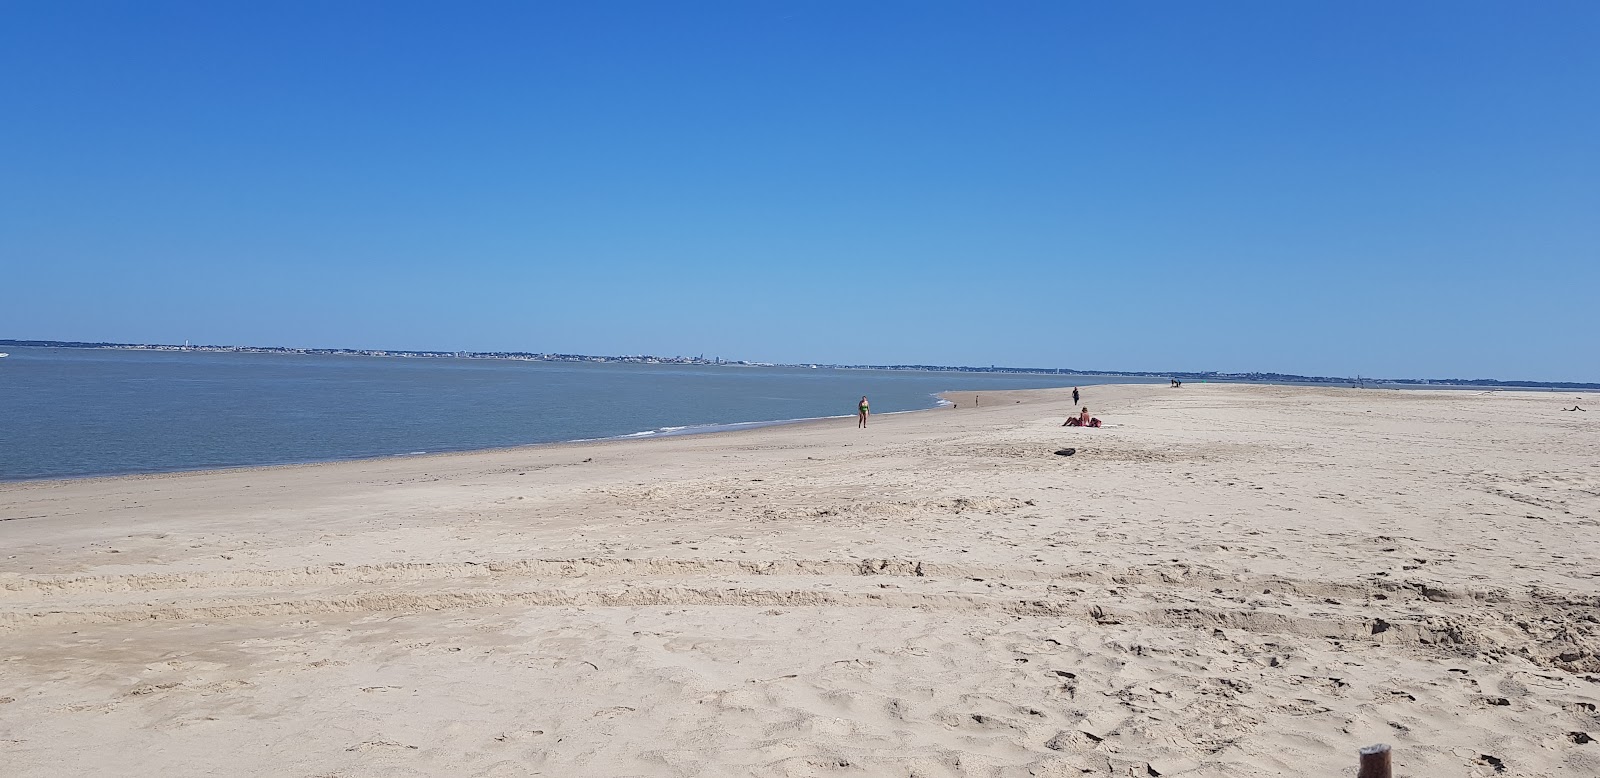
[2,2,1596,380]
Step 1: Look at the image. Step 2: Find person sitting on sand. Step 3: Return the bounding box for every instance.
[858,396,870,428]
[1065,406,1099,427]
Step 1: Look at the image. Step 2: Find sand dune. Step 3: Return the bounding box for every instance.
[2,384,1597,776]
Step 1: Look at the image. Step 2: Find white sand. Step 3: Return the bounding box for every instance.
[2,383,1597,777]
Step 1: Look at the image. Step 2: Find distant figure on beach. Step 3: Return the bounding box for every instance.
[858,396,870,428]
[1072,387,1080,405]
[1171,378,1182,388]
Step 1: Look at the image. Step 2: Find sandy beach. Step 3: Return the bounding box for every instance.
[2,383,1597,777]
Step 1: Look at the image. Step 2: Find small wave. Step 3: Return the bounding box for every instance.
[605,415,857,442]
[615,424,719,439]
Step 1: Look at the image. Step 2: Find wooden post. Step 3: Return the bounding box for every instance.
[1358,744,1391,778]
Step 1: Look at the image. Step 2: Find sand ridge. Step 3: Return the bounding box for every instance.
[1,383,1597,776]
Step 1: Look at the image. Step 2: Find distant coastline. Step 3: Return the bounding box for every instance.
[2,338,1595,391]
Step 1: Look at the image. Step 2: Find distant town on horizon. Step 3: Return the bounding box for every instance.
[3,338,1595,391]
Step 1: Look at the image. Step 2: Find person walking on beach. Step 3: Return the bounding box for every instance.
[1072,387,1080,405]
[857,396,870,428]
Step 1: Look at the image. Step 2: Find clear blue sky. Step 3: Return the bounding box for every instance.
[3,2,1596,381]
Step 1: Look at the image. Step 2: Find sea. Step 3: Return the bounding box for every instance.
[0,346,1164,481]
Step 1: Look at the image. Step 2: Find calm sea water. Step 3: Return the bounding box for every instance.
[0,347,1158,481]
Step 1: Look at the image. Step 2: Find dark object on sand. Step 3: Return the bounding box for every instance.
[1564,406,1586,411]
[1054,448,1076,457]
[1357,744,1391,778]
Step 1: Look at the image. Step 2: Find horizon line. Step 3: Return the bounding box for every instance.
[3,337,1596,390]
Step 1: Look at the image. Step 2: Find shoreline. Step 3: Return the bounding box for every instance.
[0,413,841,489]
[0,394,965,489]
[4,381,1586,488]
[0,364,1078,485]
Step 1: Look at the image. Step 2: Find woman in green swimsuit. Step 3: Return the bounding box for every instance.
[858,396,870,428]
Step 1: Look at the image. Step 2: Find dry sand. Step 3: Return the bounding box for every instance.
[2,383,1598,777]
